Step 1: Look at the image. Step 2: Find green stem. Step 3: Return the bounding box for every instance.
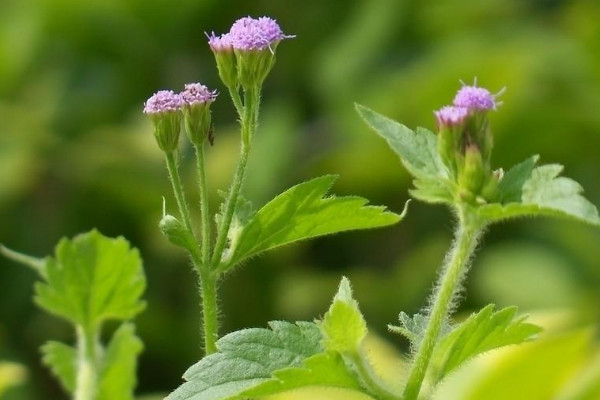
[200,270,219,354]
[211,87,258,267]
[402,211,482,400]
[195,145,211,267]
[227,85,244,118]
[165,151,195,237]
[74,326,99,400]
[194,143,219,354]
[348,351,400,400]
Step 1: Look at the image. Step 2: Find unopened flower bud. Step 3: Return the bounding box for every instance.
[435,106,469,175]
[208,33,238,89]
[143,90,184,152]
[227,16,293,89]
[458,144,486,199]
[180,83,217,147]
[159,214,196,252]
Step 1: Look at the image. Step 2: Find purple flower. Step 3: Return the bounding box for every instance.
[453,84,497,110]
[143,90,184,114]
[435,106,470,127]
[228,16,292,51]
[208,32,233,53]
[180,83,217,106]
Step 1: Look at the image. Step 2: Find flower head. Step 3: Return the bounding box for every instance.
[180,83,218,106]
[143,90,184,114]
[434,106,469,127]
[208,32,233,53]
[180,83,216,147]
[453,84,498,110]
[228,16,291,51]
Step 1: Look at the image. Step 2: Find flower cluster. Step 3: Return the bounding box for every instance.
[144,83,217,151]
[435,81,503,203]
[209,16,292,88]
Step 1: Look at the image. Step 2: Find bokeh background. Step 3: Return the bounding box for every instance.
[1,0,599,398]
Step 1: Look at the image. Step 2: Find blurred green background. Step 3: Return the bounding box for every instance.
[1,0,599,398]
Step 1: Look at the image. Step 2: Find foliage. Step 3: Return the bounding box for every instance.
[221,175,403,270]
[2,231,146,399]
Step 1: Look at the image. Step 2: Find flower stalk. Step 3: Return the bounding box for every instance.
[402,208,483,400]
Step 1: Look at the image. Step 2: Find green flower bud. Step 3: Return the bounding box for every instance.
[143,90,184,153]
[208,33,238,89]
[235,48,277,90]
[180,83,217,147]
[159,214,196,252]
[458,144,486,200]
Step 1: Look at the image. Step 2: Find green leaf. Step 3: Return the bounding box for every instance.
[356,104,454,205]
[35,230,146,328]
[166,321,365,400]
[496,155,539,203]
[479,162,600,226]
[457,329,593,400]
[321,277,367,354]
[221,175,402,270]
[41,341,77,393]
[430,305,542,382]
[98,323,144,400]
[388,312,428,348]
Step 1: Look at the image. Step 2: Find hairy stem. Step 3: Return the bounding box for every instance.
[200,269,219,354]
[74,326,99,400]
[165,151,195,238]
[402,210,482,400]
[227,85,244,118]
[348,351,400,400]
[195,145,211,267]
[211,86,258,267]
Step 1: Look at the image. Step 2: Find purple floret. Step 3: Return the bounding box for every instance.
[208,32,233,52]
[180,83,217,105]
[453,85,497,110]
[228,16,292,51]
[144,90,184,114]
[435,106,470,126]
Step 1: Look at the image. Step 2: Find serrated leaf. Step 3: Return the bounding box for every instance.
[34,230,146,329]
[479,163,600,226]
[430,305,542,382]
[221,176,401,270]
[356,105,454,205]
[497,155,539,203]
[321,277,367,354]
[166,321,365,400]
[41,341,77,393]
[98,323,143,400]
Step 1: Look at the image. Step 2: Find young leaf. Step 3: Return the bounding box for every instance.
[321,277,367,354]
[98,323,144,400]
[388,312,428,349]
[166,321,366,400]
[430,305,542,382]
[220,175,402,270]
[356,105,454,205]
[34,230,146,329]
[479,162,600,226]
[41,341,77,393]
